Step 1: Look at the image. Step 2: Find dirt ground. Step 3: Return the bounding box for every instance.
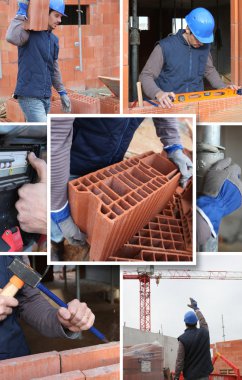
[20,270,120,354]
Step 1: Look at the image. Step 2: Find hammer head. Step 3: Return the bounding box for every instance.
[8,257,42,288]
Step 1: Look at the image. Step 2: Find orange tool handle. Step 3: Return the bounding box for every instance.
[1,275,25,297]
[173,88,238,103]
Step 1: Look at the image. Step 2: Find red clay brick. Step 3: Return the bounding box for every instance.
[69,93,100,114]
[24,0,49,31]
[32,371,85,380]
[0,351,60,380]
[99,96,120,114]
[60,342,120,373]
[69,152,180,261]
[6,98,25,122]
[82,364,120,379]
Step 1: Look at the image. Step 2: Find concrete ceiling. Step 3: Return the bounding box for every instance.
[137,0,230,10]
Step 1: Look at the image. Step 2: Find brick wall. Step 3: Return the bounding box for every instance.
[212,340,242,374]
[0,0,119,98]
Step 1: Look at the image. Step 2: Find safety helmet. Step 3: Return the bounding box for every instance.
[184,311,198,325]
[49,0,67,17]
[185,7,215,43]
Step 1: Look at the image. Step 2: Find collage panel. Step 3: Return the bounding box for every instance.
[0,256,120,378]
[50,116,194,263]
[197,123,242,253]
[121,255,242,379]
[0,124,47,253]
[0,0,120,123]
[123,1,242,120]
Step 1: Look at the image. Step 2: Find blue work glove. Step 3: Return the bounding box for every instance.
[164,144,193,188]
[51,202,87,246]
[197,158,242,236]
[188,298,199,310]
[58,91,71,113]
[17,0,29,17]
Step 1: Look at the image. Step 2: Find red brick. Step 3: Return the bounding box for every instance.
[82,364,120,379]
[32,371,85,380]
[6,98,25,122]
[60,342,120,373]
[69,152,180,261]
[0,351,60,380]
[99,96,120,114]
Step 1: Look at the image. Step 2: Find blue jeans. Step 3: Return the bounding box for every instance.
[18,97,51,122]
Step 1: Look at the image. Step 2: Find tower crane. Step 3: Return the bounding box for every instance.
[123,267,242,332]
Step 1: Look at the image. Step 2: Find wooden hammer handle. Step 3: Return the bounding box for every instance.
[1,276,25,297]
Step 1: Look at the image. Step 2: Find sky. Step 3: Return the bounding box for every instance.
[122,254,242,344]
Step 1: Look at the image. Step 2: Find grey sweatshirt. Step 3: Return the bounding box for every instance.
[51,117,181,211]
[139,43,226,99]
[6,15,65,93]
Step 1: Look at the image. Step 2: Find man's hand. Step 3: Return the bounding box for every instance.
[17,0,30,17]
[57,299,95,332]
[15,152,47,235]
[0,290,19,322]
[51,202,87,246]
[187,297,199,310]
[59,92,71,113]
[226,84,241,91]
[155,90,175,109]
[197,157,242,235]
[166,148,193,187]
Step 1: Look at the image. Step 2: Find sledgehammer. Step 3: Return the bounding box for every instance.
[2,257,109,343]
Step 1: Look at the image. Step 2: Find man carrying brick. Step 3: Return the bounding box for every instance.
[50,117,193,260]
[140,7,239,109]
[6,0,71,122]
[0,256,95,360]
[174,298,213,380]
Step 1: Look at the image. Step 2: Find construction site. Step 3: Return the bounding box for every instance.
[0,257,120,380]
[0,0,120,122]
[51,117,193,262]
[122,255,242,379]
[124,0,242,120]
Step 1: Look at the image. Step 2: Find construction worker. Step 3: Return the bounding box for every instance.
[174,298,213,380]
[6,0,71,122]
[197,157,242,247]
[140,7,239,109]
[50,117,193,260]
[0,256,95,360]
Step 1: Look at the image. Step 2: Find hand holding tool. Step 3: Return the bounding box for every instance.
[2,257,108,343]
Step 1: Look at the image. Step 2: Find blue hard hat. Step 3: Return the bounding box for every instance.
[184,311,198,325]
[50,0,67,17]
[185,7,215,43]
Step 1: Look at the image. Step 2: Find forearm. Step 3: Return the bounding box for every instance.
[51,118,75,210]
[196,210,212,246]
[204,53,225,89]
[175,341,185,378]
[18,285,79,339]
[52,60,66,93]
[139,45,164,99]
[196,309,208,329]
[6,15,30,46]
[153,118,181,146]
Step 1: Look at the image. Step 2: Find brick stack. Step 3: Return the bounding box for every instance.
[212,340,242,374]
[0,342,120,380]
[68,152,180,261]
[5,98,25,122]
[99,96,120,114]
[110,181,192,262]
[123,343,164,380]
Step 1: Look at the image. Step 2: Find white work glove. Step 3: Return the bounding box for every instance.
[165,145,193,187]
[59,91,71,113]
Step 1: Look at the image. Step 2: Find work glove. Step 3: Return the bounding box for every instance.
[197,157,242,237]
[17,0,29,17]
[187,298,199,310]
[51,202,87,246]
[59,91,71,113]
[165,145,193,188]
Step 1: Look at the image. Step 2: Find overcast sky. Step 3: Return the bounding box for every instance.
[122,254,242,344]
